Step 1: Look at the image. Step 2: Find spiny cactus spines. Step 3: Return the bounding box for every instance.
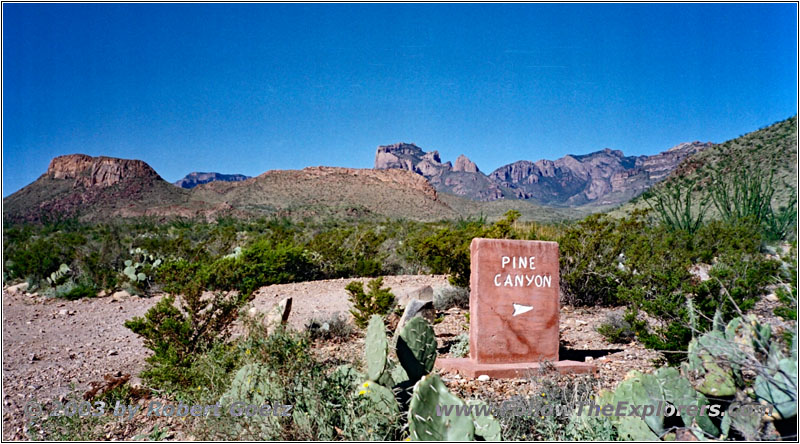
[397,316,437,383]
[466,400,502,441]
[408,374,474,441]
[366,314,389,381]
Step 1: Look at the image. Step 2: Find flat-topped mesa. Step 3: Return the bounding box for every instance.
[46,154,161,188]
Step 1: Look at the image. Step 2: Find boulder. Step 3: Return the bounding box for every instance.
[394,298,435,335]
[7,282,29,294]
[396,285,434,307]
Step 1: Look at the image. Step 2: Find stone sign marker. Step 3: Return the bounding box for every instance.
[437,238,594,378]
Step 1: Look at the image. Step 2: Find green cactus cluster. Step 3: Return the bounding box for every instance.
[46,263,71,286]
[608,312,797,441]
[356,314,501,441]
[121,248,162,284]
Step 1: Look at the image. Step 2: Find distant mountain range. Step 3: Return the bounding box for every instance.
[173,172,250,189]
[375,141,713,206]
[4,116,795,223]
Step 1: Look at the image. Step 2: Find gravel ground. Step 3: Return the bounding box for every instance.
[4,274,789,440]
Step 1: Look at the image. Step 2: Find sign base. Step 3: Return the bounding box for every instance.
[436,357,595,379]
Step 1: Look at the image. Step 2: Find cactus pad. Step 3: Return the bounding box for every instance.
[408,374,474,441]
[397,317,437,382]
[366,315,389,381]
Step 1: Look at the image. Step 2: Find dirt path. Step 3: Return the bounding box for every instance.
[3,274,671,440]
[1,275,450,439]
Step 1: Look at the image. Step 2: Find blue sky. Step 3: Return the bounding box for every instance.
[3,3,797,196]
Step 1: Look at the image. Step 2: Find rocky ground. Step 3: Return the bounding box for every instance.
[2,276,791,440]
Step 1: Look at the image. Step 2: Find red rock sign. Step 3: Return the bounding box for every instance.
[469,238,560,364]
[437,238,594,378]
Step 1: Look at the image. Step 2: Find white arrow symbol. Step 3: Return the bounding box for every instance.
[512,303,534,317]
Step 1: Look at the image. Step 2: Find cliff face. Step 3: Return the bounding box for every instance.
[374,143,509,201]
[4,154,196,223]
[376,142,713,206]
[46,154,161,188]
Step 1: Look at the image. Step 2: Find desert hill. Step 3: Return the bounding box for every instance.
[2,154,234,223]
[3,158,458,223]
[620,115,798,217]
[192,166,458,221]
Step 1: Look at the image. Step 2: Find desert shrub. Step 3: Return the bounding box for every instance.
[194,327,398,440]
[346,277,395,328]
[450,333,470,357]
[709,167,797,241]
[305,312,353,342]
[645,178,710,234]
[155,259,203,294]
[774,244,797,320]
[433,285,470,311]
[558,212,645,306]
[124,291,241,389]
[597,311,635,344]
[412,210,521,287]
[306,225,388,278]
[500,370,615,441]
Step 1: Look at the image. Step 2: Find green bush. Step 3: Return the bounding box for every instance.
[124,291,241,389]
[346,277,395,328]
[412,210,521,287]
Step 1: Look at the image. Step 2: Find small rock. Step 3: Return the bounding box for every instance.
[7,282,29,294]
[575,320,588,326]
[110,290,131,302]
[58,309,68,316]
[29,353,38,362]
[765,293,779,303]
[107,350,118,356]
[477,375,490,382]
[585,356,594,362]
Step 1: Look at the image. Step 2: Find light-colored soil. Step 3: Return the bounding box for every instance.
[4,275,789,440]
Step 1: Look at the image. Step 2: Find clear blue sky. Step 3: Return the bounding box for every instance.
[3,3,797,196]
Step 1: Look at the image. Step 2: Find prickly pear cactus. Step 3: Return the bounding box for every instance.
[408,374,474,441]
[466,400,502,441]
[611,371,663,438]
[397,317,437,383]
[357,381,400,416]
[655,366,719,437]
[366,315,389,381]
[220,363,284,405]
[755,356,798,420]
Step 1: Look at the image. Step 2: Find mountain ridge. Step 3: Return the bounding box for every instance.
[375,141,713,206]
[173,172,251,189]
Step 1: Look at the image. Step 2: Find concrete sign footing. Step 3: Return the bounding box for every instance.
[436,357,596,379]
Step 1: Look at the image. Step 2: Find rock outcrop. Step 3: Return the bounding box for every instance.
[173,172,251,189]
[46,154,160,188]
[374,143,509,201]
[453,155,479,173]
